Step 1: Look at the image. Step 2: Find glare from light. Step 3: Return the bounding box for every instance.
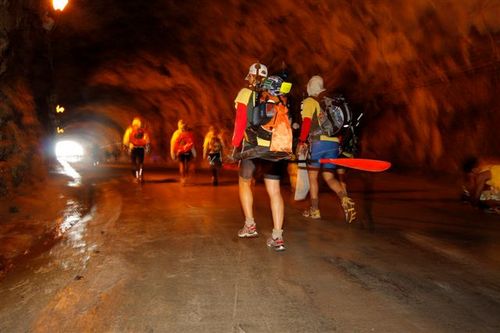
[55,140,84,162]
[53,0,68,11]
[56,159,82,187]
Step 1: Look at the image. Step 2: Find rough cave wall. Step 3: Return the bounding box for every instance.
[51,0,498,172]
[1,0,499,197]
[0,0,50,196]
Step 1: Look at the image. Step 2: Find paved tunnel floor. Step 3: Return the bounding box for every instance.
[1,164,500,332]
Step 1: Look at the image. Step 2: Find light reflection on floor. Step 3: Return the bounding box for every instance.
[56,197,96,270]
[56,158,82,187]
[54,157,97,270]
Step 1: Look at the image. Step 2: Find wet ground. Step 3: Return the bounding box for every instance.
[1,162,500,332]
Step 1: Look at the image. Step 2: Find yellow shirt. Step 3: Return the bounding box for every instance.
[234,88,254,107]
[301,97,339,142]
[487,165,500,190]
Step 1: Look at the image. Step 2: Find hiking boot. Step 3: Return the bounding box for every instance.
[267,237,286,251]
[238,223,258,238]
[341,196,357,223]
[303,207,321,219]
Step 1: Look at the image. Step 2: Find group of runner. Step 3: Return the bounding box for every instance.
[122,62,500,252]
[121,62,359,251]
[123,118,225,186]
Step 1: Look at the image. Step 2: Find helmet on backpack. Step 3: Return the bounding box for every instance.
[245,63,268,81]
[262,75,292,96]
[262,76,284,96]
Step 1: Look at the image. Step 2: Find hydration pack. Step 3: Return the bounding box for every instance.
[130,127,148,147]
[245,95,292,154]
[176,131,194,154]
[317,94,352,137]
[208,136,222,153]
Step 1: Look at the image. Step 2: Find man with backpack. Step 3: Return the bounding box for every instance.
[123,117,151,183]
[297,75,357,223]
[231,63,292,251]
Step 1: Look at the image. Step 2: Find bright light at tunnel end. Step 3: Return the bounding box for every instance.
[55,140,84,162]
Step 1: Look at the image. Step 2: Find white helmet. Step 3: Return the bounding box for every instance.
[245,63,268,80]
[307,75,326,97]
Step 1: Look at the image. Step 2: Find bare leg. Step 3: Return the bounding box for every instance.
[264,178,284,231]
[337,169,347,192]
[178,161,184,178]
[184,160,190,179]
[308,169,320,209]
[323,170,356,223]
[239,177,254,221]
[322,171,347,198]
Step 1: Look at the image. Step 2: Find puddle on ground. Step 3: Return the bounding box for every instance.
[55,159,82,187]
[0,166,97,278]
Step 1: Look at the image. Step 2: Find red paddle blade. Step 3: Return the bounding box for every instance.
[319,158,391,172]
[222,163,239,171]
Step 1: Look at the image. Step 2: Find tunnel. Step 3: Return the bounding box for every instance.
[1,0,499,191]
[1,1,500,332]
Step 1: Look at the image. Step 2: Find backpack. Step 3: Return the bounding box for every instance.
[339,107,363,157]
[339,125,359,157]
[130,127,148,147]
[208,136,222,153]
[176,131,194,154]
[244,95,293,155]
[317,94,352,137]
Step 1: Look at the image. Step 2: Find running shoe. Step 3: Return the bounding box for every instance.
[267,237,286,251]
[341,196,357,223]
[238,223,258,238]
[303,207,321,219]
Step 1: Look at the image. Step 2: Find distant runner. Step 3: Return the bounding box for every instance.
[123,117,151,183]
[170,120,196,185]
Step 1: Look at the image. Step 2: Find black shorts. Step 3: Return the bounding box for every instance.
[208,152,222,168]
[131,147,145,164]
[239,158,286,180]
[178,152,193,162]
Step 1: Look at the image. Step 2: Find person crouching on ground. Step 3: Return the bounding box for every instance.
[462,156,500,213]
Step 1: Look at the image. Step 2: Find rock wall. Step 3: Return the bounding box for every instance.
[1,0,499,196]
[0,0,49,195]
[52,0,499,172]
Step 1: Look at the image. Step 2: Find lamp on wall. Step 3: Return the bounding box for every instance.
[53,0,69,11]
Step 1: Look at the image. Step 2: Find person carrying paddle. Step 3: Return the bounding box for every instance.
[231,63,291,251]
[297,75,357,223]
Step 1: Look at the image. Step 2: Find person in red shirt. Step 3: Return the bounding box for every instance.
[231,63,289,252]
[296,76,356,223]
[123,117,151,183]
[170,120,196,185]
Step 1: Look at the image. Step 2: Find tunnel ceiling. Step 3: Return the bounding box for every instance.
[46,0,500,169]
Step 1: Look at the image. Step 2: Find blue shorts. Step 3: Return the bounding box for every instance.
[309,140,339,169]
